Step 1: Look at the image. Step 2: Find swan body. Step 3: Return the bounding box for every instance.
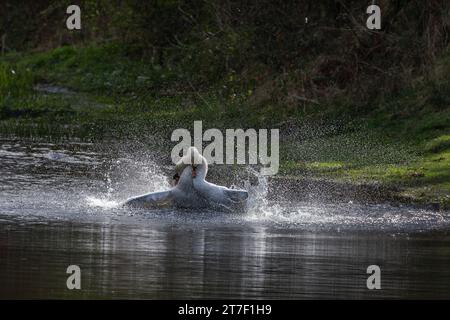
[124,165,208,209]
[124,147,248,211]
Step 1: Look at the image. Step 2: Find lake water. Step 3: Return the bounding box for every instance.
[1,138,450,299]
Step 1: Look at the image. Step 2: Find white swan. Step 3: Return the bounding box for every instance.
[124,147,248,211]
[175,147,248,210]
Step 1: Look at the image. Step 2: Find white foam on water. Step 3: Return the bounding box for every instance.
[86,196,120,209]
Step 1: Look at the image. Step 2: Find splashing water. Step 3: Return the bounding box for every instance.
[244,166,281,217]
[1,138,449,232]
[86,154,171,209]
[86,197,119,209]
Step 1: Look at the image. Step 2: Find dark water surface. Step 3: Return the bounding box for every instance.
[1,138,450,299]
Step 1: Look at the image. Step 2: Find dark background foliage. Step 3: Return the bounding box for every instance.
[1,1,449,107]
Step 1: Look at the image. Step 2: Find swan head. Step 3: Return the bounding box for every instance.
[175,146,207,176]
[172,172,180,186]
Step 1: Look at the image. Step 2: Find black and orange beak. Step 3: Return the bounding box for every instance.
[173,173,180,185]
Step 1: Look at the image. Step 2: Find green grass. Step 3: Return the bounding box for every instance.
[277,52,450,207]
[2,44,307,127]
[12,45,177,94]
[0,61,35,118]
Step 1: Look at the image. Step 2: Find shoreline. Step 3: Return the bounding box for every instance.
[269,176,448,212]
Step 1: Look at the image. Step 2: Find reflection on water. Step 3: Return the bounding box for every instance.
[2,218,450,299]
[1,138,450,299]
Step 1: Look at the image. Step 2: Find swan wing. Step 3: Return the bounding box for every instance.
[194,179,248,204]
[123,190,173,208]
[224,189,248,203]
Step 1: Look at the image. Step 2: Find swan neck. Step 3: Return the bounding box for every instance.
[195,159,208,180]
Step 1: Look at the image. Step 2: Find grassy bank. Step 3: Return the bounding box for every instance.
[0,44,449,208]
